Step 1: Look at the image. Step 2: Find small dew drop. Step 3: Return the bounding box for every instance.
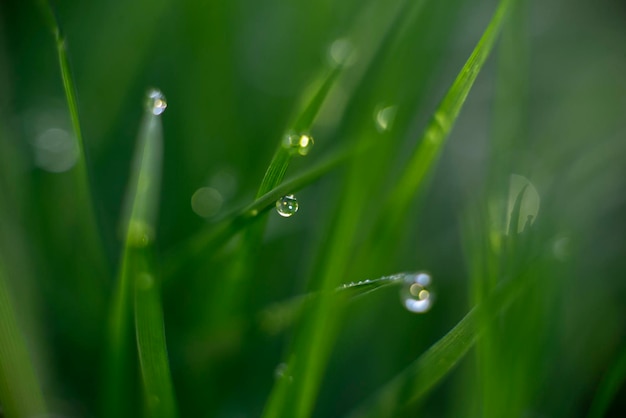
[146,88,167,115]
[282,133,314,156]
[276,194,299,217]
[400,272,434,313]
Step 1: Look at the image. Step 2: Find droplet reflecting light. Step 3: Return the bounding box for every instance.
[282,133,314,156]
[400,272,434,313]
[146,88,167,115]
[276,195,299,217]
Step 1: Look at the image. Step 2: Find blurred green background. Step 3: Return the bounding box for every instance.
[1,0,625,416]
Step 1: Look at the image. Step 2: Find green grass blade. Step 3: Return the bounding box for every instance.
[259,272,409,335]
[134,252,178,418]
[0,260,46,417]
[346,268,531,418]
[105,91,168,417]
[257,65,341,197]
[382,0,513,235]
[587,346,626,418]
[41,0,109,277]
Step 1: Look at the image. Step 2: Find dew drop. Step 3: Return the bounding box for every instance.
[400,272,434,313]
[282,133,314,156]
[276,194,299,217]
[146,88,167,115]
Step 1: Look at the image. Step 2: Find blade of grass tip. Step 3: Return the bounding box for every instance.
[0,260,46,417]
[258,62,343,197]
[104,89,173,417]
[40,0,108,273]
[346,265,535,418]
[586,345,626,418]
[259,272,408,336]
[380,0,514,239]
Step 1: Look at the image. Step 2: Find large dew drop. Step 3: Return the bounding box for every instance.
[400,272,434,313]
[282,133,314,156]
[146,88,167,115]
[276,194,299,217]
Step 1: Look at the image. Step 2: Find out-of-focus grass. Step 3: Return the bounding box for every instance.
[1,0,626,416]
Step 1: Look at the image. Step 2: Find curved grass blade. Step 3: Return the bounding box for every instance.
[586,346,626,418]
[0,260,46,417]
[346,267,532,418]
[381,0,514,238]
[104,91,173,417]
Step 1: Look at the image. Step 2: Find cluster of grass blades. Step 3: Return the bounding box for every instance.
[1,0,625,416]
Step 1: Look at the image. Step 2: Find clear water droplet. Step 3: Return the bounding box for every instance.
[400,272,434,313]
[146,88,167,115]
[276,194,299,217]
[282,133,314,156]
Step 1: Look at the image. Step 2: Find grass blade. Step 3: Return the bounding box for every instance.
[0,260,46,417]
[259,272,409,335]
[104,90,173,417]
[381,0,513,237]
[346,267,532,418]
[41,2,107,260]
[134,252,178,418]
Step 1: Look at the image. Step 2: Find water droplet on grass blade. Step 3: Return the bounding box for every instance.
[401,272,434,313]
[276,195,298,217]
[146,88,167,115]
[282,133,314,156]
